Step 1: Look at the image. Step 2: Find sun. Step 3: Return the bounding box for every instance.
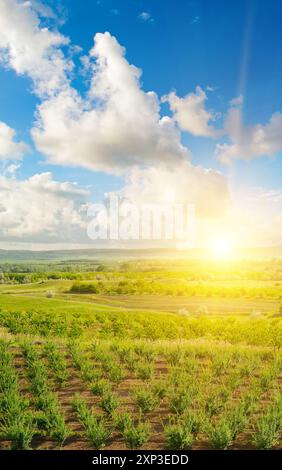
[211,236,235,260]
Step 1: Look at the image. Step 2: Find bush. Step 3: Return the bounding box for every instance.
[101,392,120,415]
[50,413,72,446]
[123,421,151,448]
[72,395,111,449]
[252,407,281,449]
[85,416,110,449]
[169,389,191,415]
[70,282,98,294]
[133,387,160,413]
[113,412,134,432]
[165,422,193,449]
[91,379,112,396]
[44,342,68,385]
[2,413,35,450]
[208,420,233,449]
[135,362,154,380]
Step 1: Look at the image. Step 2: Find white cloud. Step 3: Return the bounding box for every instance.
[0,121,29,160]
[228,186,282,247]
[0,3,187,174]
[191,16,200,24]
[164,86,221,138]
[0,172,89,239]
[5,163,21,175]
[110,9,119,16]
[251,188,282,203]
[119,162,229,219]
[0,0,72,97]
[230,95,243,106]
[138,12,153,23]
[27,0,57,20]
[216,98,282,163]
[32,32,189,173]
[0,3,232,246]
[89,162,230,248]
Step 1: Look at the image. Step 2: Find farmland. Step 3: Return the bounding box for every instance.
[0,256,281,450]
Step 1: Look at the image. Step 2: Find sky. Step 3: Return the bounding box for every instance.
[0,0,281,250]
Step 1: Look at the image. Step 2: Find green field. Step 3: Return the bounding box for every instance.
[0,256,281,450]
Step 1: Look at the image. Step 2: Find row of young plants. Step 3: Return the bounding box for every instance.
[72,395,152,449]
[1,306,282,346]
[1,337,281,449]
[20,340,72,446]
[252,394,282,448]
[43,342,69,386]
[0,339,35,449]
[68,375,281,449]
[69,278,282,299]
[192,353,282,449]
[67,342,152,448]
[66,340,281,449]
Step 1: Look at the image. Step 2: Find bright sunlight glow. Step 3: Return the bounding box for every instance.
[211,236,235,260]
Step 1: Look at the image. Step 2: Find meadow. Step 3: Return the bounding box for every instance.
[0,256,281,450]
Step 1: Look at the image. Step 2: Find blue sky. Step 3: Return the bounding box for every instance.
[0,0,281,248]
[59,0,282,191]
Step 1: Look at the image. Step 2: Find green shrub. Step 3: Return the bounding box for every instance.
[123,421,151,448]
[113,412,134,432]
[85,416,111,449]
[133,387,160,413]
[49,413,72,446]
[208,420,233,449]
[169,389,191,415]
[91,379,112,396]
[44,342,68,385]
[101,392,120,415]
[252,406,281,449]
[135,362,154,380]
[1,413,35,450]
[165,422,193,449]
[72,395,111,449]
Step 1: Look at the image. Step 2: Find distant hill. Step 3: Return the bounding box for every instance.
[0,246,282,262]
[0,248,185,262]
